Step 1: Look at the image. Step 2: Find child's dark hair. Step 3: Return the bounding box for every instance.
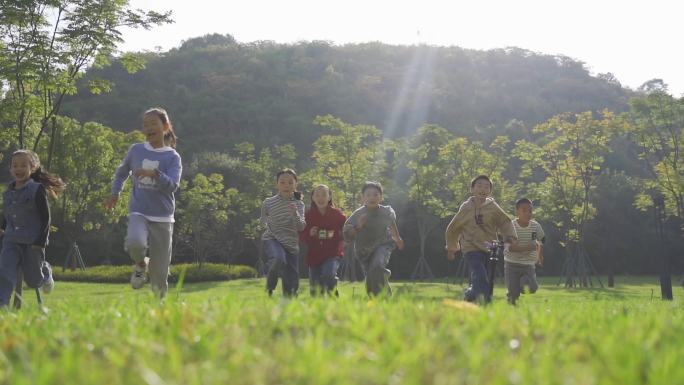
[516,198,533,208]
[362,181,383,194]
[309,184,335,209]
[470,175,492,188]
[12,150,66,199]
[276,168,302,200]
[145,107,177,148]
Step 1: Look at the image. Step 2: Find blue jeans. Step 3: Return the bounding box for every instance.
[264,239,299,296]
[309,257,340,295]
[358,243,394,296]
[0,239,46,307]
[464,251,490,302]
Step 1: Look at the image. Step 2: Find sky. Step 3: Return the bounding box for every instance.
[120,0,684,96]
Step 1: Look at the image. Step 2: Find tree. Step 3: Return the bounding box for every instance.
[513,110,627,286]
[405,125,454,278]
[0,0,172,160]
[303,115,392,281]
[630,92,684,220]
[174,173,238,266]
[39,116,143,258]
[441,135,516,208]
[304,115,385,213]
[637,79,668,94]
[404,124,517,279]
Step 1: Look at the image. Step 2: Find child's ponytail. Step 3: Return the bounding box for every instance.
[30,167,66,200]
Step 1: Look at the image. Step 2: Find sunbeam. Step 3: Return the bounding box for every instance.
[383,44,438,139]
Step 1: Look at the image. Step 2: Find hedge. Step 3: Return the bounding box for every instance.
[54,263,258,283]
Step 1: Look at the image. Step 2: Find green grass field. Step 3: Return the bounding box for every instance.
[1,276,683,385]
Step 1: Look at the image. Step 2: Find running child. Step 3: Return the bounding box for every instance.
[261,169,306,297]
[300,184,346,296]
[343,181,404,296]
[105,107,181,298]
[445,175,517,303]
[504,198,545,304]
[0,150,65,307]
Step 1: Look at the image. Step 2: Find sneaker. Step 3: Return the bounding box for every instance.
[41,261,54,294]
[463,286,476,302]
[130,263,147,289]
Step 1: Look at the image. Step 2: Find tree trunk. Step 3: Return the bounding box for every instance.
[46,117,58,170]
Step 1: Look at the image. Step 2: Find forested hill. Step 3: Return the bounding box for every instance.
[63,34,635,154]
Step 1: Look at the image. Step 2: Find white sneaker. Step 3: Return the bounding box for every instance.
[41,261,54,294]
[130,264,147,289]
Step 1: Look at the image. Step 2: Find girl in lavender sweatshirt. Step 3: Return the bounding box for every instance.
[105,108,182,298]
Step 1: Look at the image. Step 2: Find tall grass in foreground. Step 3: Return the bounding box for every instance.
[1,278,682,385]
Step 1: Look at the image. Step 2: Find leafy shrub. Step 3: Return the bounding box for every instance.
[54,263,257,283]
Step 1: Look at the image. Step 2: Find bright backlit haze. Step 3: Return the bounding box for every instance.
[120,0,684,96]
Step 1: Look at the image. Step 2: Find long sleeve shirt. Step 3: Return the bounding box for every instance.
[300,206,346,266]
[260,194,306,254]
[111,142,182,222]
[445,196,517,254]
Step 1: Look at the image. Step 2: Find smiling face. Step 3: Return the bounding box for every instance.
[143,112,168,146]
[471,179,492,201]
[276,173,297,196]
[312,185,331,209]
[362,186,383,208]
[10,153,36,184]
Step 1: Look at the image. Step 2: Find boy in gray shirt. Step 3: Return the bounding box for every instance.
[343,182,404,296]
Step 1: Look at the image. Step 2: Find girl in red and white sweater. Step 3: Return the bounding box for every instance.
[300,185,346,296]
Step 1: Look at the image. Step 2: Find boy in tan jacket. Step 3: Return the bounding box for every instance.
[445,175,517,302]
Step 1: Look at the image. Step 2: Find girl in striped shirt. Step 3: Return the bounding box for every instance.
[260,169,306,297]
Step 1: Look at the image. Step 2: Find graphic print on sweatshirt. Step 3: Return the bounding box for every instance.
[138,159,159,189]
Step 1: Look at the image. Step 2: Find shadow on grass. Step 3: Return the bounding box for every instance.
[540,285,630,300]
